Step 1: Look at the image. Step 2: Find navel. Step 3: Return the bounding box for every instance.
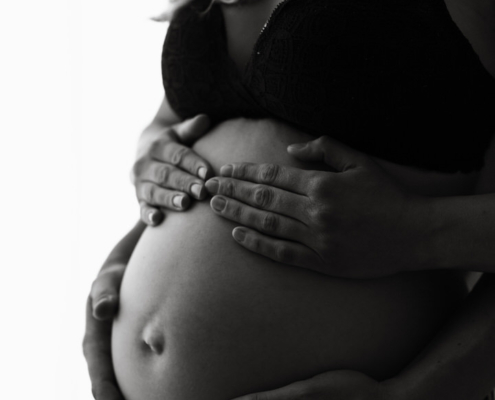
[142,318,166,355]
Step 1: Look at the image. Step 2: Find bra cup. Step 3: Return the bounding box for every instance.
[163,0,495,173]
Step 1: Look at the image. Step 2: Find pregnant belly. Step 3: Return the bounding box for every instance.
[112,119,468,400]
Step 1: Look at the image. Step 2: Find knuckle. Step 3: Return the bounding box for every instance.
[253,185,273,208]
[231,204,243,220]
[154,165,170,185]
[258,163,280,183]
[143,184,155,203]
[275,244,291,263]
[309,174,330,197]
[223,180,235,197]
[232,163,248,178]
[316,135,330,146]
[171,146,189,165]
[173,173,188,191]
[154,190,166,206]
[261,213,277,232]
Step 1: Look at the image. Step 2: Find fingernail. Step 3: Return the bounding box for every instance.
[191,183,204,199]
[288,143,307,151]
[232,228,246,242]
[173,195,186,208]
[94,296,111,309]
[148,210,157,224]
[205,179,219,194]
[198,167,207,180]
[220,164,233,176]
[211,196,226,212]
[148,210,163,225]
[93,296,115,319]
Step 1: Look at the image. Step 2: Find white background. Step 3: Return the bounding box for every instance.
[0,1,169,398]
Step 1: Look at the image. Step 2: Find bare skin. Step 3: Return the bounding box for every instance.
[83,0,495,398]
[112,118,472,400]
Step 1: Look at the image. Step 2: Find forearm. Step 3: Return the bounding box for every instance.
[136,97,180,158]
[423,193,495,272]
[418,134,495,273]
[387,273,495,400]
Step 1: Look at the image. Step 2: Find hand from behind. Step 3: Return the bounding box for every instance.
[206,136,427,278]
[133,114,213,226]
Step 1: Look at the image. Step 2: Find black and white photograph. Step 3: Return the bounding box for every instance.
[3,0,494,399]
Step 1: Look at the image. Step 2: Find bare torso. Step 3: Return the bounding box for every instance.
[112,1,494,399]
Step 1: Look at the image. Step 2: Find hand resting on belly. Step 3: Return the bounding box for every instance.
[111,118,468,400]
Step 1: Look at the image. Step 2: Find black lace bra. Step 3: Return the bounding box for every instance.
[162,0,495,173]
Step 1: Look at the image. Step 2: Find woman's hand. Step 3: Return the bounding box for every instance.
[133,114,214,226]
[83,296,124,400]
[231,370,399,400]
[83,263,126,400]
[83,260,127,400]
[205,136,429,278]
[83,221,145,399]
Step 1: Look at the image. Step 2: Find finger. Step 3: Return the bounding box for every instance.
[150,10,172,22]
[137,182,191,211]
[231,379,315,400]
[219,162,312,195]
[205,177,310,223]
[139,202,164,226]
[173,114,211,145]
[150,0,192,22]
[210,196,306,242]
[288,136,368,172]
[231,227,322,270]
[152,140,212,180]
[139,161,207,200]
[90,262,126,320]
[83,298,125,400]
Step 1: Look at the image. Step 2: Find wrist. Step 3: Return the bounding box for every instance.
[137,122,172,158]
[381,371,445,400]
[381,376,429,400]
[423,196,472,271]
[402,194,440,272]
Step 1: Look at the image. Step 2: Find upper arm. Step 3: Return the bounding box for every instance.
[136,95,181,156]
[149,95,181,128]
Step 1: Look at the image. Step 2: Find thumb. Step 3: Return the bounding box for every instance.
[150,10,173,22]
[174,114,211,145]
[287,136,366,172]
[149,0,192,22]
[90,263,126,320]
